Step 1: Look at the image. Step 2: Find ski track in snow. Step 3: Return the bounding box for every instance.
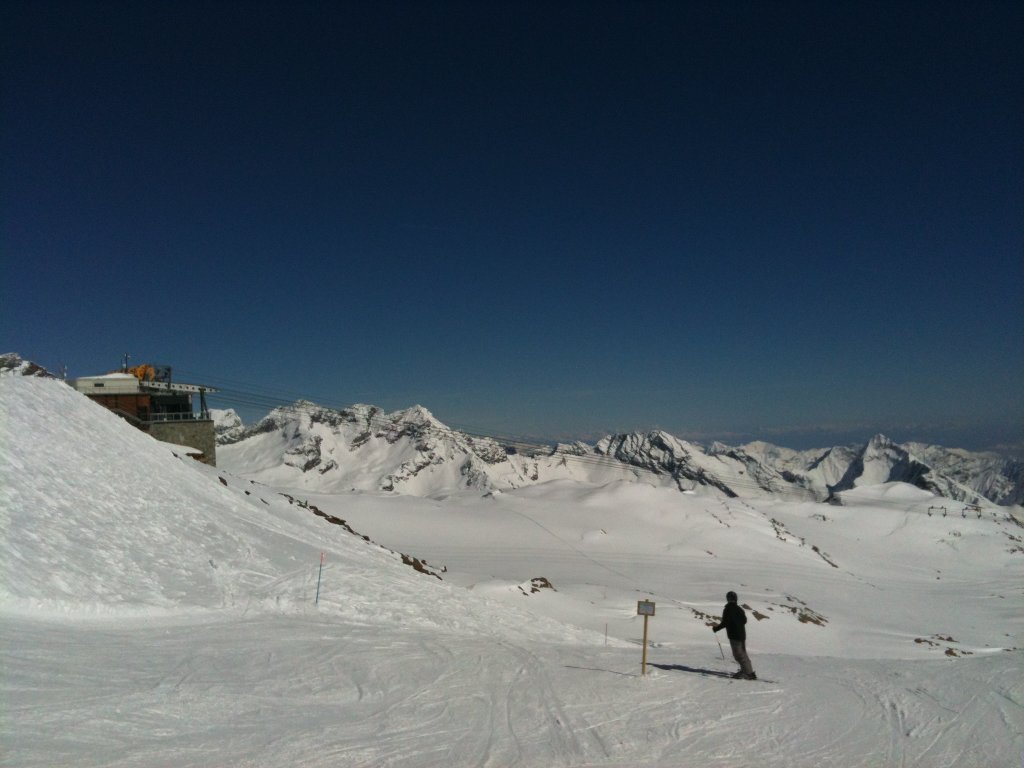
[6,614,1021,768]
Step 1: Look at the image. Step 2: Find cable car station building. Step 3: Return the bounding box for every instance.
[71,365,218,466]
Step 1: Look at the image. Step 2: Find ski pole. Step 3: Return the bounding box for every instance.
[715,631,725,660]
[315,552,324,604]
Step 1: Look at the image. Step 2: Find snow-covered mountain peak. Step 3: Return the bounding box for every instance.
[0,352,56,378]
[216,400,1024,506]
[905,441,1024,506]
[858,434,910,479]
[211,408,245,442]
[393,403,440,424]
[864,432,899,453]
[217,399,525,495]
[595,429,697,465]
[553,441,593,457]
[740,440,807,464]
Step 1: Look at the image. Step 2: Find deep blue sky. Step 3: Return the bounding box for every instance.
[3,1,1022,451]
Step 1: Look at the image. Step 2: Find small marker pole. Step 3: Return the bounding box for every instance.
[315,552,325,605]
[637,600,655,676]
[641,614,650,675]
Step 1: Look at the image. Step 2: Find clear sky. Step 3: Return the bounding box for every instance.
[3,1,1022,451]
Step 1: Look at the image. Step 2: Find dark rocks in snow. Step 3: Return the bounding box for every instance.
[518,577,556,596]
[279,493,445,580]
[0,353,57,378]
[401,554,443,580]
[284,435,324,472]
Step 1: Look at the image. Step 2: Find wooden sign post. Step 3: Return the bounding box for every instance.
[637,600,655,675]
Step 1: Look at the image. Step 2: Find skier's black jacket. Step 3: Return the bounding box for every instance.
[713,602,747,642]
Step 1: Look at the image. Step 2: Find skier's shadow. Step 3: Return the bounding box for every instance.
[649,663,734,679]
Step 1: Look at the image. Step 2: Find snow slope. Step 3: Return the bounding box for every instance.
[307,479,1023,662]
[0,377,591,641]
[3,377,1023,767]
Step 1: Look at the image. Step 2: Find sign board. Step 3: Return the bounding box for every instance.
[637,600,656,616]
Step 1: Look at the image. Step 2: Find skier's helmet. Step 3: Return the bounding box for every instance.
[726,591,738,603]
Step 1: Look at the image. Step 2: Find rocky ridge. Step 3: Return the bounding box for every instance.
[215,400,1022,507]
[0,352,56,378]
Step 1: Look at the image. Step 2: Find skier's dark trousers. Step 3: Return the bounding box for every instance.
[713,591,756,679]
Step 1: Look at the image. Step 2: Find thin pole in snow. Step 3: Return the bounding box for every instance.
[637,600,655,676]
[641,614,650,675]
[315,552,325,604]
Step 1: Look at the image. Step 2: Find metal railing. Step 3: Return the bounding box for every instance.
[147,411,212,423]
[107,407,211,424]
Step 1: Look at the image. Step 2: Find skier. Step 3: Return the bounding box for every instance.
[713,590,756,680]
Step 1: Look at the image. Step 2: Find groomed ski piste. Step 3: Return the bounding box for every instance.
[2,376,1022,767]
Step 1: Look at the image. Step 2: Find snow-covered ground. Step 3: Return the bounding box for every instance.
[2,376,1022,767]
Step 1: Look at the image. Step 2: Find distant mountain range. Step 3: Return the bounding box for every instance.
[213,400,1024,507]
[5,352,1018,507]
